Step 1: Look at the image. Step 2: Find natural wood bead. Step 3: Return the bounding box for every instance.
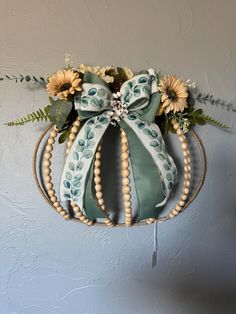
[121,152,129,160]
[96,192,103,199]
[173,122,180,130]
[54,201,60,208]
[44,152,52,160]
[50,196,57,203]
[60,210,67,216]
[95,152,101,159]
[64,214,71,220]
[100,204,105,211]
[122,178,130,185]
[124,201,132,208]
[179,200,185,207]
[50,130,57,138]
[181,142,188,150]
[122,186,131,193]
[48,138,55,145]
[121,144,128,152]
[44,160,51,167]
[71,126,79,133]
[121,136,128,144]
[67,141,73,148]
[44,175,52,183]
[94,168,101,176]
[95,184,102,192]
[177,128,183,135]
[184,180,190,187]
[176,206,182,212]
[94,160,101,167]
[123,194,131,201]
[46,182,53,190]
[98,198,104,205]
[73,120,80,127]
[121,169,130,177]
[121,160,129,169]
[183,187,190,195]
[69,133,76,141]
[43,166,51,174]
[181,194,188,201]
[183,150,189,157]
[46,145,53,152]
[48,190,55,197]
[172,209,179,215]
[94,176,101,184]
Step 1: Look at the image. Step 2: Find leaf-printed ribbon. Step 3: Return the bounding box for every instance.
[60,69,177,221]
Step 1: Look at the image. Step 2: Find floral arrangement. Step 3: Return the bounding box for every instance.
[2,55,233,226]
[3,55,231,141]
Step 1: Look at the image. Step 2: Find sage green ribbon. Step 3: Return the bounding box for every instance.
[60,70,177,221]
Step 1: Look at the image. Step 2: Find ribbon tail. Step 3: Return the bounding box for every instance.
[120,114,177,221]
[59,113,111,220]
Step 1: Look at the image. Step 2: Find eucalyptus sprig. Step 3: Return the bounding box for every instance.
[194,92,236,112]
[0,74,47,87]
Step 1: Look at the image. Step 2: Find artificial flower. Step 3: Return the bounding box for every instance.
[158,75,188,114]
[79,64,114,83]
[47,69,82,99]
[123,67,134,80]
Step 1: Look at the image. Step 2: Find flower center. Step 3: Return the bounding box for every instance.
[167,88,177,101]
[60,82,71,91]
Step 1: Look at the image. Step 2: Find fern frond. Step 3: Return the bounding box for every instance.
[5,106,51,126]
[200,114,230,129]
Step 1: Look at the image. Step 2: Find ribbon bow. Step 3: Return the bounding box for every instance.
[60,69,177,221]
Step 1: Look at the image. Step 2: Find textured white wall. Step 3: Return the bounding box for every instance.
[0,0,236,313]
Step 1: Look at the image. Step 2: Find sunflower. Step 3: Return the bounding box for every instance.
[79,64,114,83]
[158,75,188,114]
[47,69,82,99]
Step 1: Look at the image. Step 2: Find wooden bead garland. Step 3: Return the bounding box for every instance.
[43,126,71,221]
[120,130,132,226]
[34,120,206,226]
[146,118,191,224]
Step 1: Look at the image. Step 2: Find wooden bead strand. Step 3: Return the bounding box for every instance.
[43,126,71,221]
[120,130,132,226]
[94,145,114,227]
[64,117,93,226]
[146,118,192,224]
[66,118,81,155]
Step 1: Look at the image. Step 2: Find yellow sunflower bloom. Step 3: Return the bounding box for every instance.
[47,69,82,99]
[158,75,188,114]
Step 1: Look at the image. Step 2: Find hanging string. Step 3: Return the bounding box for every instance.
[152,221,158,267]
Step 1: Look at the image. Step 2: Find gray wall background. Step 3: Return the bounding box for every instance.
[0,0,236,313]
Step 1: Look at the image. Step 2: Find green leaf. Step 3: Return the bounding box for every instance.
[83,149,93,159]
[4,105,51,126]
[48,97,72,129]
[58,128,70,144]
